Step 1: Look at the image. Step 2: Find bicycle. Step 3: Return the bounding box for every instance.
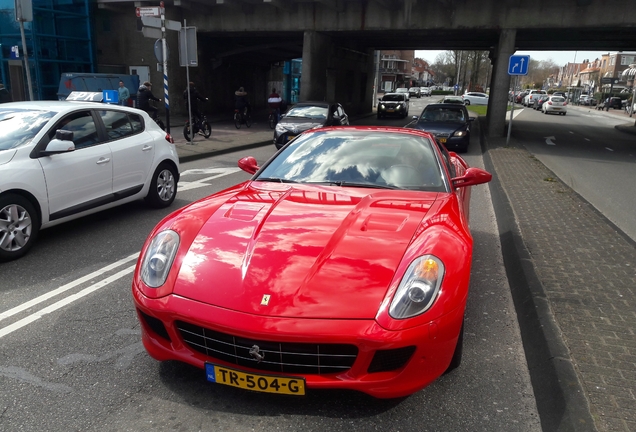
[183,114,211,141]
[144,101,165,130]
[268,108,280,129]
[234,108,252,129]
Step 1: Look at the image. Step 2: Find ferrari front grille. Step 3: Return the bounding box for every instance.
[175,321,358,375]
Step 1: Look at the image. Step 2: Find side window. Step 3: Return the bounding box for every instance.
[98,110,134,139]
[48,111,100,149]
[130,113,143,133]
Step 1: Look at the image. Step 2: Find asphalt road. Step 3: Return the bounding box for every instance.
[509,105,636,242]
[0,100,542,431]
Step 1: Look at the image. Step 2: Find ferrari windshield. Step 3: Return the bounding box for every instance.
[0,108,56,150]
[257,130,447,192]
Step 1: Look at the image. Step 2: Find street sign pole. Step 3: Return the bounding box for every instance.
[160,2,170,133]
[184,19,192,143]
[507,55,530,145]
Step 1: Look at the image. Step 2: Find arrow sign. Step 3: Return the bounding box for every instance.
[509,55,530,76]
[544,136,556,145]
[141,16,181,31]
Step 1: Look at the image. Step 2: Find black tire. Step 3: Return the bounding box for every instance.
[562,112,566,116]
[145,163,178,208]
[444,320,464,374]
[245,114,252,128]
[183,122,192,141]
[268,115,276,129]
[234,113,242,129]
[464,100,470,105]
[202,121,211,138]
[0,193,40,262]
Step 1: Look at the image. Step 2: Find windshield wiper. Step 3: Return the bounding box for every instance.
[306,181,400,190]
[256,177,299,184]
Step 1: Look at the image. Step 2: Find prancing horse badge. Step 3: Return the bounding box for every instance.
[261,294,271,306]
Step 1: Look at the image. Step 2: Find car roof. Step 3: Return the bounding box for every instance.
[1,100,145,116]
[424,103,468,111]
[294,101,332,108]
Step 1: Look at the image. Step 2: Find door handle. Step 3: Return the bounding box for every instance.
[142,145,153,152]
[96,157,111,165]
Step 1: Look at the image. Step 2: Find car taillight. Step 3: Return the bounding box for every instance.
[548,101,552,105]
[165,133,174,144]
[563,102,567,105]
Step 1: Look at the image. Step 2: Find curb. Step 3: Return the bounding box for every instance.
[478,118,598,432]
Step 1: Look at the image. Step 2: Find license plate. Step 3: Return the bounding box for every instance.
[386,109,395,112]
[553,107,561,110]
[286,135,296,142]
[438,137,447,143]
[205,363,306,395]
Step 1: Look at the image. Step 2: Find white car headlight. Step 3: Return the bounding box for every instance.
[379,104,385,109]
[140,230,180,288]
[275,123,286,134]
[453,130,466,137]
[389,255,444,319]
[396,105,402,110]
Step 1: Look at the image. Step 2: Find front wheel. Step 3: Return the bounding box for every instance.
[183,122,192,141]
[0,194,40,262]
[464,100,470,105]
[145,163,178,208]
[202,121,211,138]
[234,113,242,129]
[245,114,252,128]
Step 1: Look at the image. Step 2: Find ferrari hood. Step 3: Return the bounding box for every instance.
[173,183,437,319]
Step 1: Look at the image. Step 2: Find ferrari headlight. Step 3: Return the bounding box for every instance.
[389,255,444,319]
[140,230,180,288]
[275,123,286,134]
[453,130,466,137]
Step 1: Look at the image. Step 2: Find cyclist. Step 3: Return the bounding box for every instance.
[183,82,208,120]
[234,86,250,117]
[137,81,161,120]
[267,88,282,122]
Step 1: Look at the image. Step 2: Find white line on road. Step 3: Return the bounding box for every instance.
[0,253,139,323]
[178,167,242,192]
[0,264,137,339]
[605,147,614,151]
[585,138,591,141]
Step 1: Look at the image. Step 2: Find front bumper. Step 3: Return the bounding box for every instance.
[132,282,464,399]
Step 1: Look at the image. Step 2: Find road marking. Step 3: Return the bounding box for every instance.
[0,264,137,339]
[569,131,574,134]
[544,136,556,145]
[179,167,242,192]
[0,253,138,323]
[585,138,591,141]
[605,147,614,151]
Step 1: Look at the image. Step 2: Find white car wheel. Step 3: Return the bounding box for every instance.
[0,194,40,261]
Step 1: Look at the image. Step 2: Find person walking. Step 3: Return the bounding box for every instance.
[117,81,130,106]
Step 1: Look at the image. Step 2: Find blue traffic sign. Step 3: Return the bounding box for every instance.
[508,55,530,76]
[102,90,118,104]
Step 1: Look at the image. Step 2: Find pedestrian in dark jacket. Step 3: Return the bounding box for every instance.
[183,82,208,119]
[234,86,250,115]
[0,83,11,104]
[137,81,160,119]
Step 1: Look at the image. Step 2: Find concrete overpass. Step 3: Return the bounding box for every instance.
[95,0,636,136]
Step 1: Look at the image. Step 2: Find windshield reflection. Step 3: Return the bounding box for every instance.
[257,130,447,192]
[0,109,55,150]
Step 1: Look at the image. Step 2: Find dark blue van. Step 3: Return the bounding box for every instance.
[57,73,140,103]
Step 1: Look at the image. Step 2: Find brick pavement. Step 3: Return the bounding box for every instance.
[482,121,636,432]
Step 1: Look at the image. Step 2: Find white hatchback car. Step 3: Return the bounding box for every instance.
[462,92,489,106]
[0,99,180,261]
[542,96,568,115]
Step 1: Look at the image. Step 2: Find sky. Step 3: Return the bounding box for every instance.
[415,50,610,66]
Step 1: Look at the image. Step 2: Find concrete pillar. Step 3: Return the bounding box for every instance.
[301,31,332,102]
[487,29,516,138]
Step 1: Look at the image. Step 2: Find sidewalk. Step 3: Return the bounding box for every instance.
[167,107,636,432]
[482,118,636,432]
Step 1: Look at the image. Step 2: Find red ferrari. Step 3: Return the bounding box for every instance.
[132,126,492,398]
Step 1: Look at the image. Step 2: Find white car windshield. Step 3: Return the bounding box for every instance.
[0,108,56,151]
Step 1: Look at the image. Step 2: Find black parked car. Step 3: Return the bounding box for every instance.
[274,101,349,149]
[377,92,409,119]
[408,103,474,153]
[596,97,622,110]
